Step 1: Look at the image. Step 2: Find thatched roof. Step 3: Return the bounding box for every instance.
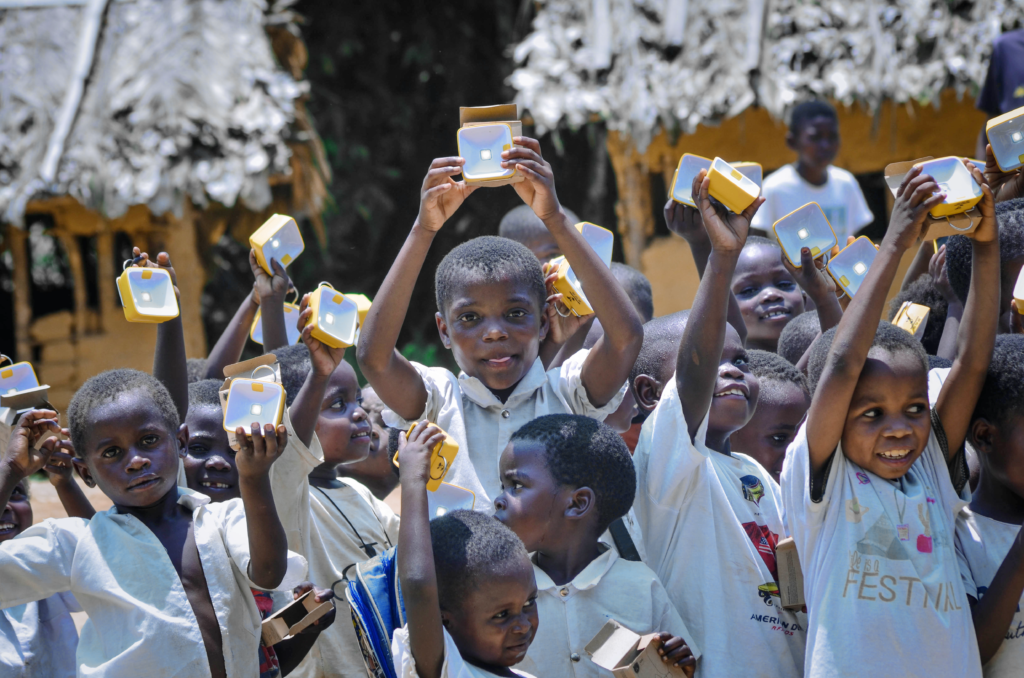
[510,0,1024,152]
[0,0,322,225]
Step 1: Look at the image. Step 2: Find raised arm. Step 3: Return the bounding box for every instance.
[396,422,448,678]
[204,292,259,379]
[505,136,643,407]
[676,170,762,439]
[805,166,943,472]
[664,198,747,345]
[234,422,290,589]
[782,245,844,333]
[0,411,61,510]
[929,244,964,361]
[968,527,1024,663]
[250,252,293,354]
[43,440,95,520]
[134,249,188,422]
[357,157,476,420]
[289,295,346,447]
[935,165,999,455]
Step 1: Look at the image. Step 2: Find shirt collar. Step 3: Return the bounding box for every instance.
[457,357,548,409]
[532,543,617,592]
[177,486,211,510]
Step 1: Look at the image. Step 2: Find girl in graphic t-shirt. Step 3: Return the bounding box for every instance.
[781,161,998,677]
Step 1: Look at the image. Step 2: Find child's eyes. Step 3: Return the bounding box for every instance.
[770,434,789,445]
[141,435,159,446]
[862,408,882,419]
[736,286,757,297]
[101,446,120,459]
[330,398,346,410]
[906,403,927,414]
[458,312,478,323]
[523,597,537,609]
[188,444,207,455]
[492,610,509,620]
[507,309,527,319]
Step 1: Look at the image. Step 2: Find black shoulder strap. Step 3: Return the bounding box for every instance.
[608,517,641,562]
[931,408,969,495]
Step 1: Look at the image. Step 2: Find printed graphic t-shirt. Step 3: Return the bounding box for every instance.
[632,378,806,678]
[782,415,981,678]
[956,508,1024,678]
[751,164,874,244]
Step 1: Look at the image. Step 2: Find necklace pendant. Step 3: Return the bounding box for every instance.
[897,523,910,541]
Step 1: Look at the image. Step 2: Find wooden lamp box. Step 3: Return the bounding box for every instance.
[586,620,689,678]
[260,590,334,646]
[776,537,805,610]
[458,105,525,187]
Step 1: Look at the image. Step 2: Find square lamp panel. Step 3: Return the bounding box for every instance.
[670,154,712,207]
[772,202,837,267]
[827,236,879,298]
[249,302,302,346]
[458,123,515,182]
[250,214,304,275]
[222,378,285,433]
[0,362,39,396]
[987,105,1024,172]
[913,157,982,218]
[427,482,476,518]
[732,162,763,190]
[117,268,179,323]
[707,157,760,213]
[309,285,360,349]
[551,222,614,317]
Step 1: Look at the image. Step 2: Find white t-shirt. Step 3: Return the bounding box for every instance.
[516,545,699,678]
[781,417,981,677]
[382,350,625,509]
[956,507,1024,677]
[752,164,874,243]
[392,626,535,678]
[0,593,80,678]
[632,378,806,678]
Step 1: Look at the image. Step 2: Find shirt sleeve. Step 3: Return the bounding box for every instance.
[954,522,980,600]
[269,408,324,558]
[381,362,457,429]
[781,424,844,530]
[553,348,625,418]
[216,500,308,592]
[0,519,85,609]
[392,625,472,678]
[650,574,701,660]
[846,174,875,231]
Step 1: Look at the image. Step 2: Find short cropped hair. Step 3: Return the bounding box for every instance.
[430,509,529,611]
[807,321,928,396]
[510,414,635,533]
[789,99,838,135]
[744,235,780,251]
[945,198,1024,304]
[68,369,179,458]
[973,334,1024,426]
[747,349,810,398]
[188,379,223,409]
[186,358,209,384]
[434,236,547,316]
[927,355,953,370]
[778,311,819,366]
[270,344,311,407]
[630,310,690,388]
[498,204,579,246]
[886,274,948,355]
[610,263,654,322]
[386,426,402,460]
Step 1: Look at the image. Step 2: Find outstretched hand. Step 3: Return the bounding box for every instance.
[416,157,476,232]
[249,249,293,306]
[505,136,562,223]
[297,293,346,378]
[966,159,997,244]
[886,166,946,252]
[2,410,61,479]
[292,581,337,633]
[235,423,287,481]
[984,143,1024,204]
[928,245,959,306]
[397,420,445,487]
[656,632,697,678]
[663,198,707,244]
[782,244,836,300]
[693,169,763,254]
[130,247,180,301]
[541,261,588,344]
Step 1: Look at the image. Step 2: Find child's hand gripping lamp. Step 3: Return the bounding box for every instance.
[250,289,302,346]
[117,261,179,323]
[457,123,516,183]
[306,283,360,349]
[392,425,460,492]
[827,237,879,298]
[912,157,983,222]
[707,157,760,214]
[773,202,838,267]
[222,364,285,435]
[250,214,304,275]
[551,222,615,317]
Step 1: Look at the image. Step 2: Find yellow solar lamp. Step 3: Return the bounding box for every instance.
[551,222,615,317]
[1014,267,1024,314]
[986,104,1024,172]
[732,162,763,190]
[393,425,460,492]
[913,157,982,220]
[222,366,285,435]
[250,302,302,346]
[342,293,372,344]
[427,482,476,518]
[250,214,304,275]
[457,123,515,183]
[708,157,760,213]
[670,154,712,207]
[827,237,879,298]
[0,356,39,396]
[892,302,931,340]
[307,283,360,349]
[116,263,179,323]
[773,202,838,267]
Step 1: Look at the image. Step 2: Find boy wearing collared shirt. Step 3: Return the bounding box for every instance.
[0,372,306,678]
[357,139,643,510]
[495,414,697,678]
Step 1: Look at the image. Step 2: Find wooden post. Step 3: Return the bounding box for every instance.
[95,225,115,334]
[606,131,653,269]
[8,226,32,362]
[59,232,88,338]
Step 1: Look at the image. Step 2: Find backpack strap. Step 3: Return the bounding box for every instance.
[608,517,641,562]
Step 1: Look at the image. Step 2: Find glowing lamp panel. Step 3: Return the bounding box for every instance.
[260,219,304,269]
[223,381,284,431]
[712,158,759,199]
[318,293,359,346]
[577,223,615,267]
[0,363,39,395]
[990,114,1024,171]
[459,124,514,181]
[127,269,176,316]
[775,204,836,265]
[671,155,712,206]
[916,157,981,206]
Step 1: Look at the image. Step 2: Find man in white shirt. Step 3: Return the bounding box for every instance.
[751,100,874,243]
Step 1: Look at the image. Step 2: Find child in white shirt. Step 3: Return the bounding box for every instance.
[0,478,79,678]
[955,334,1024,676]
[357,140,642,509]
[0,371,305,678]
[394,422,538,678]
[781,160,999,677]
[494,413,697,677]
[751,100,873,242]
[633,170,806,678]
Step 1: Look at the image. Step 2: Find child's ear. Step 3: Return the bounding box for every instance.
[177,424,189,459]
[73,459,96,488]
[634,375,664,412]
[439,610,451,628]
[565,486,595,520]
[785,130,798,152]
[435,312,452,350]
[538,302,550,343]
[969,418,995,457]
